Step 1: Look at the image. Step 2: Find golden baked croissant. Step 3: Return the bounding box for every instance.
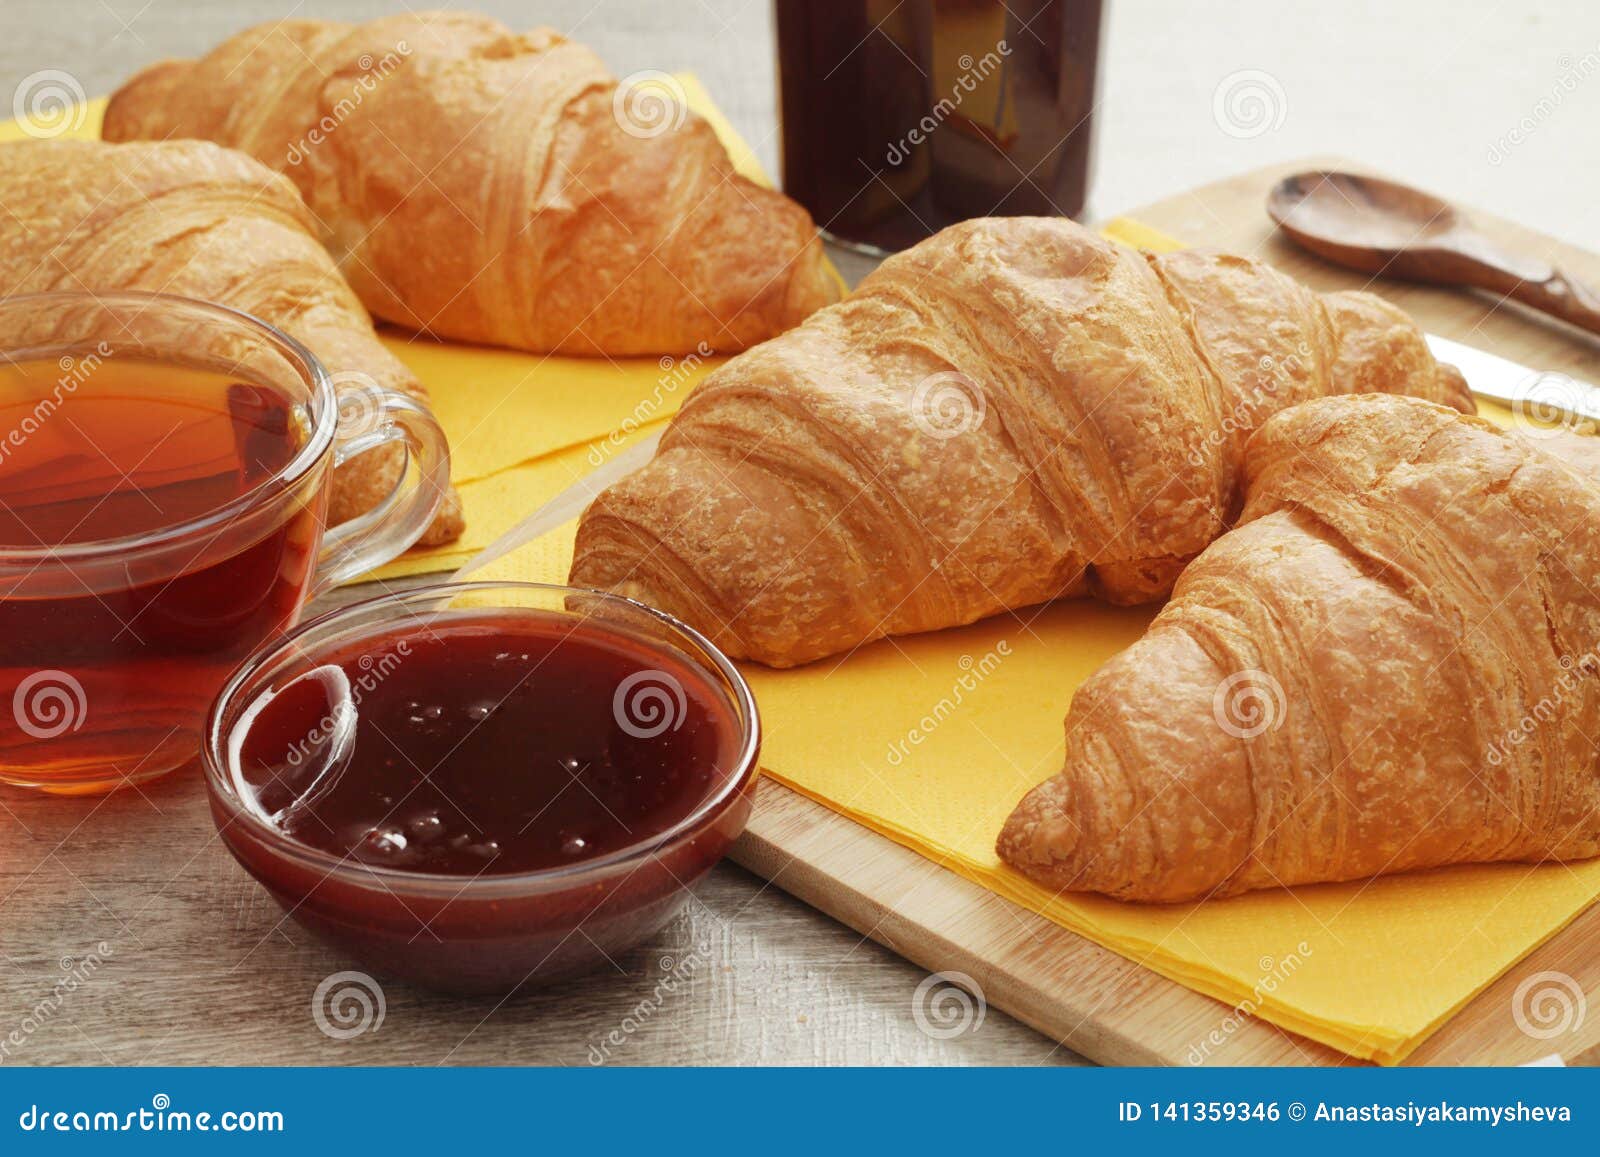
[999,393,1600,902]
[102,11,838,356]
[0,138,463,545]
[568,217,1473,667]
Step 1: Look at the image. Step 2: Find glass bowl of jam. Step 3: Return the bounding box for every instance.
[201,581,760,994]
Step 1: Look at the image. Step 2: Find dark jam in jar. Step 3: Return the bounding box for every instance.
[776,0,1103,253]
[209,599,757,993]
[230,614,743,875]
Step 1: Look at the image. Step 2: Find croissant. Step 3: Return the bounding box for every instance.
[0,138,462,544]
[102,11,838,356]
[999,393,1600,901]
[568,217,1473,667]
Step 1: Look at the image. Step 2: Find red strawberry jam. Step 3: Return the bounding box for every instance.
[207,600,757,993]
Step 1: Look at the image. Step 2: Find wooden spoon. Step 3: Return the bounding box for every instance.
[1267,170,1600,338]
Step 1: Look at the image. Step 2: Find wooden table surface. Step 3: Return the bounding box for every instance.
[3,0,1593,1068]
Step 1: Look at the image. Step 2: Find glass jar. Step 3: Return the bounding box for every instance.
[776,0,1104,254]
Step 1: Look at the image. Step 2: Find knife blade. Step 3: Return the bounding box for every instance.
[453,429,664,581]
[1425,333,1600,424]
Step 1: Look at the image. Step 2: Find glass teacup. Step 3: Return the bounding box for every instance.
[0,291,449,793]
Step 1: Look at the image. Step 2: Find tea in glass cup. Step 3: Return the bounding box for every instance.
[0,292,449,793]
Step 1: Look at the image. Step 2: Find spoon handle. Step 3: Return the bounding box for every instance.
[1448,237,1600,338]
[1504,270,1600,338]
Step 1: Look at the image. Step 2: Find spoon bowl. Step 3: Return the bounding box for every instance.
[1267,170,1600,337]
[1268,171,1465,274]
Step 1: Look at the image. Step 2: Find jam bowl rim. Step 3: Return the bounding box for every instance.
[200,579,763,898]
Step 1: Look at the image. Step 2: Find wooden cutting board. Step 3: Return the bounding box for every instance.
[728,156,1600,1068]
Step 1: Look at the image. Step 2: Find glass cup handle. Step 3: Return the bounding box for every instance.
[313,384,451,595]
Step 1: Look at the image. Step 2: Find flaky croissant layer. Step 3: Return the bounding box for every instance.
[102,12,838,356]
[0,138,462,545]
[1000,394,1600,901]
[571,217,1471,667]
